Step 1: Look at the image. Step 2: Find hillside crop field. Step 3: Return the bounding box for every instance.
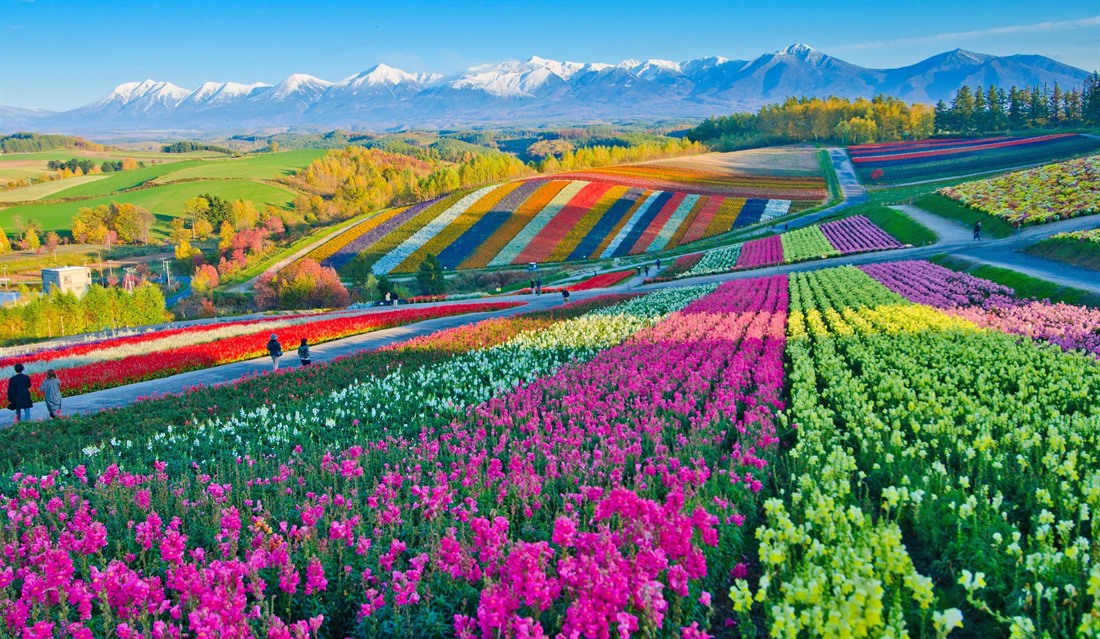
[0,179,298,234]
[2,263,1097,637]
[311,157,827,274]
[850,133,1100,185]
[0,149,215,185]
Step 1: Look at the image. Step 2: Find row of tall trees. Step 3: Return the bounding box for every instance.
[0,284,170,342]
[686,96,936,148]
[935,75,1100,133]
[46,157,141,175]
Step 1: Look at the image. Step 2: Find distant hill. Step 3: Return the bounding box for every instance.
[3,45,1093,134]
[0,131,107,153]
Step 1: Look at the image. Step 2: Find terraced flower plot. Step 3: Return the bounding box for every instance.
[850,133,1100,185]
[938,155,1100,226]
[6,262,1098,637]
[311,163,826,274]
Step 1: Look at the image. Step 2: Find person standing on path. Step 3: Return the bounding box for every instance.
[536,278,542,295]
[298,338,311,367]
[973,222,982,240]
[267,333,283,371]
[656,258,661,270]
[530,278,535,293]
[7,364,32,423]
[561,288,570,304]
[40,370,62,419]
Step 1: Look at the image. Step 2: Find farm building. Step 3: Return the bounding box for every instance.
[41,266,92,298]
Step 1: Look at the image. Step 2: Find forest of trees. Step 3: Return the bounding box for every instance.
[162,141,234,154]
[686,96,936,148]
[935,74,1100,133]
[0,283,171,342]
[71,202,156,246]
[284,147,531,223]
[0,132,105,153]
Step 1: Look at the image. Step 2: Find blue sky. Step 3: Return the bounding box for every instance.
[2,0,1098,111]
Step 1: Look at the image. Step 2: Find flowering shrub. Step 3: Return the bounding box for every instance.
[938,155,1100,226]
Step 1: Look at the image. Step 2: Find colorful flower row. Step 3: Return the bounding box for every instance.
[736,265,1100,637]
[938,155,1100,226]
[778,225,839,263]
[7,302,521,402]
[568,269,635,291]
[735,235,784,269]
[848,133,1079,164]
[312,167,820,276]
[557,163,827,200]
[862,259,1100,358]
[2,277,792,638]
[1051,228,1100,244]
[818,214,904,254]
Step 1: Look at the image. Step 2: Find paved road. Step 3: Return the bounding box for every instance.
[768,148,868,233]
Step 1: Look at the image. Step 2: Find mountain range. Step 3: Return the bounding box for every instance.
[2,44,1092,135]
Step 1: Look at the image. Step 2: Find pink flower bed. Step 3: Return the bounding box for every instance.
[1,277,791,637]
[819,215,902,254]
[735,235,783,269]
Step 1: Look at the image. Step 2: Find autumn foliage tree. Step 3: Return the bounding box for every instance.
[253,259,350,311]
[190,264,220,296]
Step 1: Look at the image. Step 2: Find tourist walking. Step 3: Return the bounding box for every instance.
[561,288,571,304]
[656,258,661,270]
[298,338,311,367]
[530,278,535,292]
[40,370,62,419]
[6,363,32,423]
[267,333,283,371]
[973,222,982,240]
[644,266,650,277]
[536,278,542,295]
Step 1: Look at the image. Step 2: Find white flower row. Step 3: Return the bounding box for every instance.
[129,284,717,463]
[687,243,744,276]
[373,185,498,275]
[760,199,792,222]
[598,190,666,259]
[487,181,590,267]
[649,194,700,253]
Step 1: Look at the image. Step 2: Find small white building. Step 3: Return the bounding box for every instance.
[42,266,92,298]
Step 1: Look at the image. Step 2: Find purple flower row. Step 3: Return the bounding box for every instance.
[820,215,903,254]
[862,260,1100,359]
[322,198,441,270]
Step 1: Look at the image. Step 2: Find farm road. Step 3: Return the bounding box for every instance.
[5,292,604,424]
[770,148,868,232]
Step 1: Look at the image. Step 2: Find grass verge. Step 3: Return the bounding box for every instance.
[915,193,1016,238]
[1021,237,1100,272]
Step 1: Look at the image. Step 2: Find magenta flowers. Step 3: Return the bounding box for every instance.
[735,235,783,269]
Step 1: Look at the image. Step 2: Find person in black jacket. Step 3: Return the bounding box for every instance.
[7,363,32,423]
[267,334,283,371]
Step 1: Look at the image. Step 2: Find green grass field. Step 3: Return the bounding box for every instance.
[915,193,1016,238]
[930,254,1100,306]
[1022,236,1100,271]
[0,150,216,183]
[153,149,326,182]
[46,160,208,199]
[0,174,112,202]
[0,180,298,235]
[859,204,937,246]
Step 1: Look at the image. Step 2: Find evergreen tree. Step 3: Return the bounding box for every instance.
[1083,72,1100,125]
[416,253,447,296]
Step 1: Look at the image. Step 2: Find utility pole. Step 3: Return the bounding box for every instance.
[161,258,172,287]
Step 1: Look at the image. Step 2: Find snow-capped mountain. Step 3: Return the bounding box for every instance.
[2,44,1092,134]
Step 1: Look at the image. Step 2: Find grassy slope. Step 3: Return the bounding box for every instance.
[153,149,327,182]
[0,181,297,235]
[0,175,111,202]
[1022,237,1100,271]
[47,160,207,199]
[915,193,1016,238]
[0,150,215,183]
[930,254,1100,307]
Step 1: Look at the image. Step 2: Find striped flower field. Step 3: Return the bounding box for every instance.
[309,164,826,274]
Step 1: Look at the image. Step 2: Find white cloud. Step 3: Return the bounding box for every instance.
[829,16,1100,52]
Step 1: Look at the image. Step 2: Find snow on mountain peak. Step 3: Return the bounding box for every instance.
[452,56,584,96]
[97,80,191,109]
[271,74,333,100]
[782,43,818,56]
